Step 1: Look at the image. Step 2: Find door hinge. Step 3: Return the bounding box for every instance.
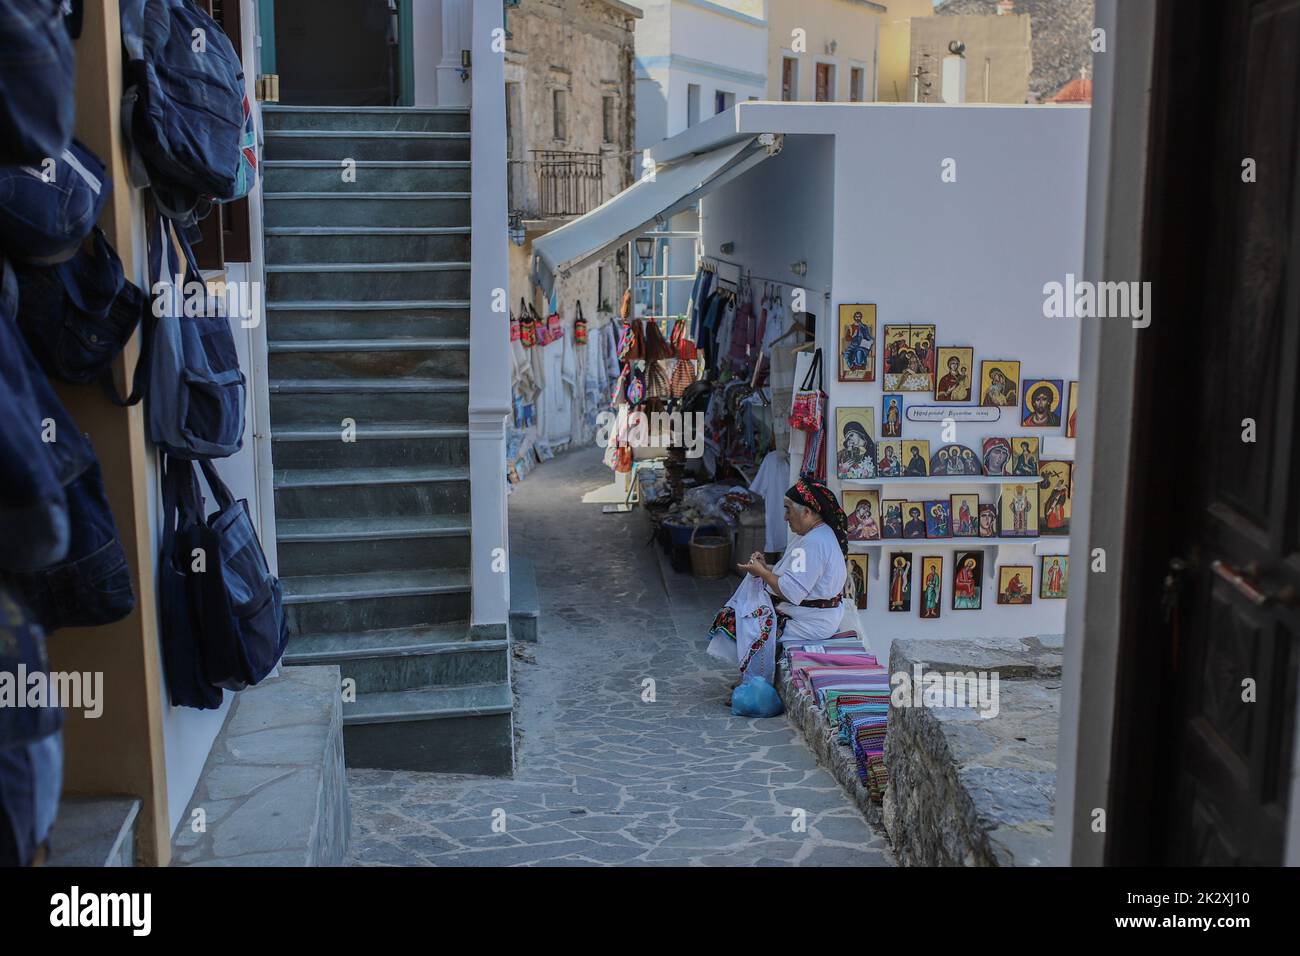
[255,74,280,103]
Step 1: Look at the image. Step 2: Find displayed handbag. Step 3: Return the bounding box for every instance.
[15,227,147,385]
[0,139,111,265]
[643,318,675,363]
[671,319,699,361]
[0,0,76,167]
[110,213,247,461]
[616,319,644,362]
[119,0,255,226]
[574,300,588,345]
[159,454,287,708]
[789,348,826,433]
[800,392,828,482]
[519,299,536,347]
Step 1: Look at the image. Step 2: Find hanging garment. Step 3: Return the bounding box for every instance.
[751,449,790,553]
[540,337,570,445]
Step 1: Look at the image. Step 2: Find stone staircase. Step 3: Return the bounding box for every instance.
[262,106,513,776]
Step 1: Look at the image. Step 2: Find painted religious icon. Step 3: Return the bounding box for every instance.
[888,552,913,612]
[920,556,943,620]
[934,347,975,402]
[997,565,1034,605]
[930,443,982,476]
[982,437,1012,476]
[882,394,904,438]
[1039,555,1069,599]
[1010,437,1040,476]
[979,360,1020,408]
[1021,378,1064,428]
[877,440,904,477]
[844,490,882,541]
[882,499,905,539]
[847,554,869,609]
[902,502,928,539]
[835,407,877,479]
[951,494,980,537]
[924,500,951,538]
[1038,459,1072,536]
[838,304,877,382]
[1066,381,1079,438]
[952,551,983,610]
[999,483,1040,537]
[901,439,930,477]
[882,324,937,392]
[978,503,999,537]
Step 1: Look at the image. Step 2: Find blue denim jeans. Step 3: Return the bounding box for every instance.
[0,0,75,166]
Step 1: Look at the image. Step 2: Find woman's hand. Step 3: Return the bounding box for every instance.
[737,552,769,577]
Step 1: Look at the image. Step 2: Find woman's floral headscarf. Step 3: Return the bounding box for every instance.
[785,477,849,556]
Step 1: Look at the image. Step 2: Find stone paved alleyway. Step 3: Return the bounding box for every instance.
[347,447,894,866]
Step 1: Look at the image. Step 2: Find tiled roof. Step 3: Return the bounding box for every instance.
[1048,75,1092,102]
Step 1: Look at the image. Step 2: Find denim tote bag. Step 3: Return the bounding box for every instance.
[6,301,135,632]
[0,580,64,750]
[0,0,75,167]
[15,227,147,385]
[0,258,70,572]
[0,139,110,264]
[190,458,287,690]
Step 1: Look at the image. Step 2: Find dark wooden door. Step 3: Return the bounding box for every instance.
[1166,0,1300,865]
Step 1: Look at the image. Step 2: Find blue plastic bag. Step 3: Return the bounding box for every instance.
[731,674,784,718]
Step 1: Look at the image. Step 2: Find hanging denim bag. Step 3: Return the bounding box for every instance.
[0,0,76,167]
[110,213,247,460]
[0,257,69,572]
[15,227,147,385]
[0,139,110,264]
[119,0,254,226]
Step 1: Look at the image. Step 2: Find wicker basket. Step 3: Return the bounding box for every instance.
[690,523,732,579]
[732,507,767,577]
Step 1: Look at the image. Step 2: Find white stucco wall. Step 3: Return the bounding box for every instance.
[698,102,1089,661]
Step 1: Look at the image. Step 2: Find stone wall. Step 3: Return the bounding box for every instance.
[884,635,1061,866]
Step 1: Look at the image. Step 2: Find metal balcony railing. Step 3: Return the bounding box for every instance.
[508,149,604,220]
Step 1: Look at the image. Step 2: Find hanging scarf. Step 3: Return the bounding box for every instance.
[785,477,849,556]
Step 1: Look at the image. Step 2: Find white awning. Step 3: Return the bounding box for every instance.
[531,136,775,297]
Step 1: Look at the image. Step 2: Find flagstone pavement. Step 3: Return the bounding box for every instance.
[347,447,894,866]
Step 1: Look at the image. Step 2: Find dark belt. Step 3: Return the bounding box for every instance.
[799,596,842,609]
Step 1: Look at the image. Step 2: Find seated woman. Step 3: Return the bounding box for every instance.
[709,477,849,702]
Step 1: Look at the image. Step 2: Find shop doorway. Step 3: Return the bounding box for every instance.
[1110,0,1300,865]
[264,0,412,106]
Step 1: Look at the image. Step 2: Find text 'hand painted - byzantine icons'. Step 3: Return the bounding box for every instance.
[844,489,882,541]
[952,550,984,610]
[882,324,937,392]
[1038,459,1072,536]
[930,443,982,476]
[997,565,1034,605]
[999,483,1040,537]
[835,407,877,479]
[920,556,943,620]
[882,394,903,438]
[934,346,974,402]
[1039,555,1068,599]
[1022,378,1064,428]
[838,304,877,382]
[846,554,869,609]
[979,360,1020,408]
[888,552,914,612]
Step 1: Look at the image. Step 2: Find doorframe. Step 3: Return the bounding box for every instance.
[400,0,415,106]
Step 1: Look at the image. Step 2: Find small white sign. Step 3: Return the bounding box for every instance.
[905,406,1001,424]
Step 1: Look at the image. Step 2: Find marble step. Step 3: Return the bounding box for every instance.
[266,261,470,302]
[264,225,471,264]
[274,464,470,519]
[263,192,470,229]
[285,625,508,693]
[342,683,514,774]
[266,298,470,341]
[268,337,469,381]
[276,514,471,576]
[263,160,471,194]
[270,423,469,470]
[282,567,471,635]
[269,376,469,426]
[262,106,470,133]
[264,129,471,162]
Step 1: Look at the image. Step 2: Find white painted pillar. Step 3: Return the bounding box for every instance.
[437,0,472,108]
[468,0,511,628]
